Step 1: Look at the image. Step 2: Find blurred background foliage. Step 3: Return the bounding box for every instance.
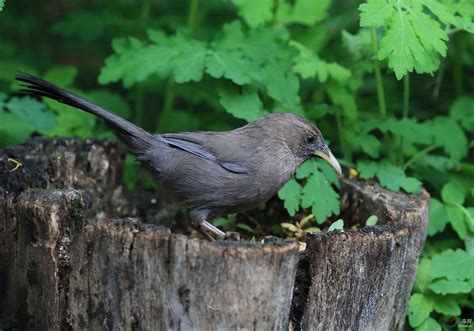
[1,1,474,329]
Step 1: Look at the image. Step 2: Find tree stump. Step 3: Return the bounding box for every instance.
[0,137,429,330]
[289,179,429,330]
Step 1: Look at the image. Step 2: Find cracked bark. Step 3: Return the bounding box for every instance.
[0,138,428,330]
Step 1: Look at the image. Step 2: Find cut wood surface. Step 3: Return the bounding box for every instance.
[0,138,429,330]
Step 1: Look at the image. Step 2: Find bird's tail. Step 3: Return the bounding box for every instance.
[16,72,153,154]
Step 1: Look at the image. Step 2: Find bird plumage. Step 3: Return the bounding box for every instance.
[16,72,341,239]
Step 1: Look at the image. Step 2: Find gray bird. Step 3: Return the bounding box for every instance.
[16,73,342,239]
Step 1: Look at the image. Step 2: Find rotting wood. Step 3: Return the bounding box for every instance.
[289,179,429,331]
[0,137,428,330]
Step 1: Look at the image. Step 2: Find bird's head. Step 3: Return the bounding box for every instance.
[264,113,342,176]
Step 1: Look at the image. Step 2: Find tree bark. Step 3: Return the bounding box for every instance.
[0,138,429,330]
[289,179,429,330]
[0,137,299,330]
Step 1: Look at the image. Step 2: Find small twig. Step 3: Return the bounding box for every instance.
[7,158,23,172]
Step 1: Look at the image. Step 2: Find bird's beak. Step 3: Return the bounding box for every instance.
[314,146,342,176]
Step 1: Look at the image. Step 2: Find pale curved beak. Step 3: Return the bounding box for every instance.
[314,146,342,176]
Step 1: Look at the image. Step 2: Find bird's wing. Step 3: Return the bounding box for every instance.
[162,132,250,174]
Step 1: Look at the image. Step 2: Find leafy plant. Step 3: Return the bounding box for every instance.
[0,1,473,327]
[281,213,321,240]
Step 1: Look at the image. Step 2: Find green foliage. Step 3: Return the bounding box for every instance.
[328,219,344,232]
[357,161,421,193]
[0,0,5,12]
[410,249,474,328]
[365,215,378,226]
[359,0,471,79]
[0,96,56,147]
[279,160,340,223]
[1,2,474,327]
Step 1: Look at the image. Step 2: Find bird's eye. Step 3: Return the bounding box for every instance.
[306,135,315,143]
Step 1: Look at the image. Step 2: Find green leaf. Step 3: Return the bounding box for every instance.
[278,179,302,216]
[378,9,423,79]
[366,215,378,226]
[430,249,474,281]
[450,96,474,132]
[428,279,471,295]
[376,163,421,193]
[291,41,351,84]
[342,29,372,60]
[213,217,233,228]
[379,163,420,192]
[466,236,474,257]
[415,317,441,331]
[326,81,358,120]
[277,0,330,26]
[408,293,434,328]
[361,0,449,79]
[377,164,405,191]
[0,0,5,11]
[169,37,208,83]
[301,171,340,223]
[431,117,468,161]
[441,181,466,205]
[233,0,274,29]
[44,66,77,87]
[317,161,340,188]
[47,106,96,137]
[421,0,456,25]
[428,198,448,236]
[378,118,432,154]
[359,0,394,27]
[0,112,34,147]
[446,205,468,239]
[414,258,433,293]
[432,295,461,316]
[218,86,268,122]
[328,219,344,232]
[236,223,254,233]
[265,62,303,115]
[350,133,381,158]
[206,49,256,85]
[357,161,378,179]
[6,97,57,133]
[296,159,317,179]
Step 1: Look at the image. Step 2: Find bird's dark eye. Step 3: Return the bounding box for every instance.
[306,135,315,143]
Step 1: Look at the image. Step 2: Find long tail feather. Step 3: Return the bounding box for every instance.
[16,72,153,153]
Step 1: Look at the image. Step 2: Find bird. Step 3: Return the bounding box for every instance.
[16,72,342,239]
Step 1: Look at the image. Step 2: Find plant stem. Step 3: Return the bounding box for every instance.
[370,27,387,119]
[157,0,199,131]
[452,38,463,97]
[134,0,150,128]
[403,74,409,118]
[135,85,145,127]
[459,162,474,177]
[140,0,150,23]
[187,0,199,34]
[335,111,351,161]
[403,144,438,170]
[157,80,175,131]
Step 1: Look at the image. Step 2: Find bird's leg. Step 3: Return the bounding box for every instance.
[190,209,225,240]
[200,221,225,239]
